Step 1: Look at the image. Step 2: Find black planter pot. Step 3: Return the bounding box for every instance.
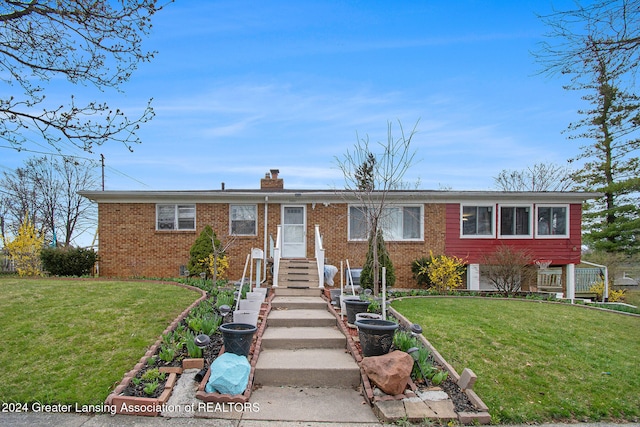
[354,319,399,357]
[344,299,370,326]
[219,323,257,357]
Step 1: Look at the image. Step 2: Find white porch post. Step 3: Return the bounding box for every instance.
[566,263,576,301]
[468,264,480,290]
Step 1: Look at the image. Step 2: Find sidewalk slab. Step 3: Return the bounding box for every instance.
[246,386,380,423]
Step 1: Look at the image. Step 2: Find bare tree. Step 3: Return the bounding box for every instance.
[335,120,418,295]
[0,156,98,246]
[494,162,576,191]
[0,0,166,155]
[535,0,640,84]
[482,245,537,296]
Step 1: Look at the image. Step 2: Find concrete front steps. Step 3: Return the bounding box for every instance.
[277,258,320,288]
[254,287,361,389]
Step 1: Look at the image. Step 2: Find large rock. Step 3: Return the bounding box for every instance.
[361,350,413,395]
[205,352,250,395]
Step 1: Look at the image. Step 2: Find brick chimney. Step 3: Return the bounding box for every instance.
[260,169,283,190]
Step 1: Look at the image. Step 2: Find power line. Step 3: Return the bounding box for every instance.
[0,145,150,188]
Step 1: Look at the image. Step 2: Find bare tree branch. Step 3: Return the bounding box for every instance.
[0,0,168,154]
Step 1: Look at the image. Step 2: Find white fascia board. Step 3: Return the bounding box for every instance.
[78,190,602,204]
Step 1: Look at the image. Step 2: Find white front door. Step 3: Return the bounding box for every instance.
[281,205,306,258]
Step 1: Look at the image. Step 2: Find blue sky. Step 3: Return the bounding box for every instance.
[2,0,590,191]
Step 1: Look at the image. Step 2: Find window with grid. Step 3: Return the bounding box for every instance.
[230,204,257,235]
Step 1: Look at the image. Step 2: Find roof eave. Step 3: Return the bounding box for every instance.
[79,189,603,204]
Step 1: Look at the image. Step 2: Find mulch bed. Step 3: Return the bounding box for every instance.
[122,322,225,398]
[326,289,477,414]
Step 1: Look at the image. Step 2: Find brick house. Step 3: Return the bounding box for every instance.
[80,169,599,296]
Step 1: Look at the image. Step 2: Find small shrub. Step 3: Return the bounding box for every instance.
[482,245,536,296]
[40,247,97,276]
[411,256,432,288]
[5,215,44,277]
[427,252,466,294]
[589,281,626,302]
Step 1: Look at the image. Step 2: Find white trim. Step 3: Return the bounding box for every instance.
[281,205,307,258]
[460,204,495,239]
[566,263,575,300]
[347,204,424,242]
[535,204,570,239]
[467,264,480,290]
[80,190,601,205]
[155,204,196,231]
[498,204,533,239]
[229,204,258,236]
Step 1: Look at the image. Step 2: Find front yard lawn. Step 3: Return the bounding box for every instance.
[391,297,640,424]
[0,278,200,405]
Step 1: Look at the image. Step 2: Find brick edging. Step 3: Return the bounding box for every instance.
[194,290,274,403]
[105,280,208,414]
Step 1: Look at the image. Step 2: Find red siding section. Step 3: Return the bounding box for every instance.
[445,203,582,265]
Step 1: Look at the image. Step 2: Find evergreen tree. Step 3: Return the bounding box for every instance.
[536,1,640,254]
[360,230,395,290]
[187,225,220,277]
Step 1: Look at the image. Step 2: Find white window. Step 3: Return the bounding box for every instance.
[499,205,532,238]
[348,205,422,241]
[156,204,195,230]
[230,204,257,235]
[461,205,494,237]
[536,205,569,238]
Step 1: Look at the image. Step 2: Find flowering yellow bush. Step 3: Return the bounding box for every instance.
[427,252,466,294]
[589,281,625,302]
[5,215,44,277]
[200,254,229,281]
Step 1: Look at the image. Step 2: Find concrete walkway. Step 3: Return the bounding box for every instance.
[2,412,638,427]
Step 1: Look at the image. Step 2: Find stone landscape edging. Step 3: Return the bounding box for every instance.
[322,290,491,424]
[388,306,491,416]
[104,281,208,416]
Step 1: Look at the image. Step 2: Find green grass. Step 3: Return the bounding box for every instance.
[391,297,640,424]
[0,278,200,405]
[625,289,640,307]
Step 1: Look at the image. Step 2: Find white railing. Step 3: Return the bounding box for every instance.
[314,224,325,289]
[272,225,282,287]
